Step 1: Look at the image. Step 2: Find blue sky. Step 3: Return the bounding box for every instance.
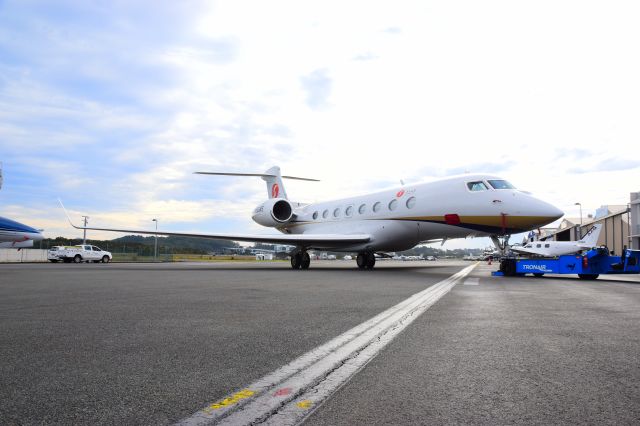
[1,1,639,249]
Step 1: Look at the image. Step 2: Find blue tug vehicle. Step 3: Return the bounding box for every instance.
[494,247,640,280]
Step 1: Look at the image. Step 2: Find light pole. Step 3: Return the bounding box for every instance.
[82,216,89,244]
[152,219,158,262]
[574,202,582,239]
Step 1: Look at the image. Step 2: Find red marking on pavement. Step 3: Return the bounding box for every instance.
[273,387,292,397]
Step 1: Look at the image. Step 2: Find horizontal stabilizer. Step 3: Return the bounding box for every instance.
[194,172,319,182]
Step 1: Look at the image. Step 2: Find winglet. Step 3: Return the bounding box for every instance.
[58,199,82,229]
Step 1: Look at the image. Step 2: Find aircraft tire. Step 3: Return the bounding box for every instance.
[290,253,302,269]
[356,253,366,269]
[578,274,599,280]
[365,252,376,269]
[301,252,310,269]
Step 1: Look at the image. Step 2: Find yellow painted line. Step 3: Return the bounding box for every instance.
[296,400,313,409]
[203,389,255,412]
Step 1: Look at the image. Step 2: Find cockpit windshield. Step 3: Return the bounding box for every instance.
[466,181,488,191]
[488,179,516,190]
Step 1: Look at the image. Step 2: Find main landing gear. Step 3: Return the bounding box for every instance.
[290,251,311,270]
[356,252,376,270]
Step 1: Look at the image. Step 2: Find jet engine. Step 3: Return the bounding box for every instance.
[252,198,294,227]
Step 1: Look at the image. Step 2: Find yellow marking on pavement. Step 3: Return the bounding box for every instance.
[296,400,313,409]
[204,389,255,412]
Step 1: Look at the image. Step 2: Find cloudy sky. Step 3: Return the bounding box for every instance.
[1,0,639,249]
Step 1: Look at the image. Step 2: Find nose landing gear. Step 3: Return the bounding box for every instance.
[490,234,511,257]
[356,252,376,270]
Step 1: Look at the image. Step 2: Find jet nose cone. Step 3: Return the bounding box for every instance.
[547,203,564,221]
[538,200,564,222]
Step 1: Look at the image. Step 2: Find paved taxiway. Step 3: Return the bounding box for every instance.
[1,261,639,425]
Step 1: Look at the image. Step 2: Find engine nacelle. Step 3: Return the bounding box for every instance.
[252,198,294,227]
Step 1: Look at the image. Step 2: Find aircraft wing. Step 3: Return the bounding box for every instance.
[60,203,369,246]
[67,223,370,246]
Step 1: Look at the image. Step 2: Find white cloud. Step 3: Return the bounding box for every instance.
[301,69,332,110]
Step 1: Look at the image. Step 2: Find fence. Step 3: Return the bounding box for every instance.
[0,249,48,263]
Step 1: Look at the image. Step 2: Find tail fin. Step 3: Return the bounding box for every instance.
[262,166,287,199]
[579,224,602,246]
[194,166,319,200]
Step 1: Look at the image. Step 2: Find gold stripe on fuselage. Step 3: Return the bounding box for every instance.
[282,215,554,231]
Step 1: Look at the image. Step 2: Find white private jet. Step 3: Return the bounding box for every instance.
[510,224,602,257]
[0,163,44,248]
[64,166,563,269]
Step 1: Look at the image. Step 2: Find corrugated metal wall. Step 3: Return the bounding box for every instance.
[593,212,629,255]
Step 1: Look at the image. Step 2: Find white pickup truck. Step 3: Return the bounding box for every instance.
[48,245,113,263]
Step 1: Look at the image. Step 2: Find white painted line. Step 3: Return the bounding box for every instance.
[463,278,479,285]
[176,264,476,426]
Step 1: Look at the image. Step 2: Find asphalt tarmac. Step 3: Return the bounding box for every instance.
[1,260,639,425]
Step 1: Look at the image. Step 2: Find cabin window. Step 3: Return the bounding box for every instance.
[388,199,398,211]
[373,202,381,213]
[312,211,318,220]
[333,208,340,218]
[467,181,488,191]
[545,244,550,248]
[358,203,366,214]
[345,205,353,217]
[488,179,516,190]
[406,196,416,209]
[536,244,542,248]
[322,209,329,219]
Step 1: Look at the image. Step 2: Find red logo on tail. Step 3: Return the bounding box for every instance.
[271,183,279,198]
